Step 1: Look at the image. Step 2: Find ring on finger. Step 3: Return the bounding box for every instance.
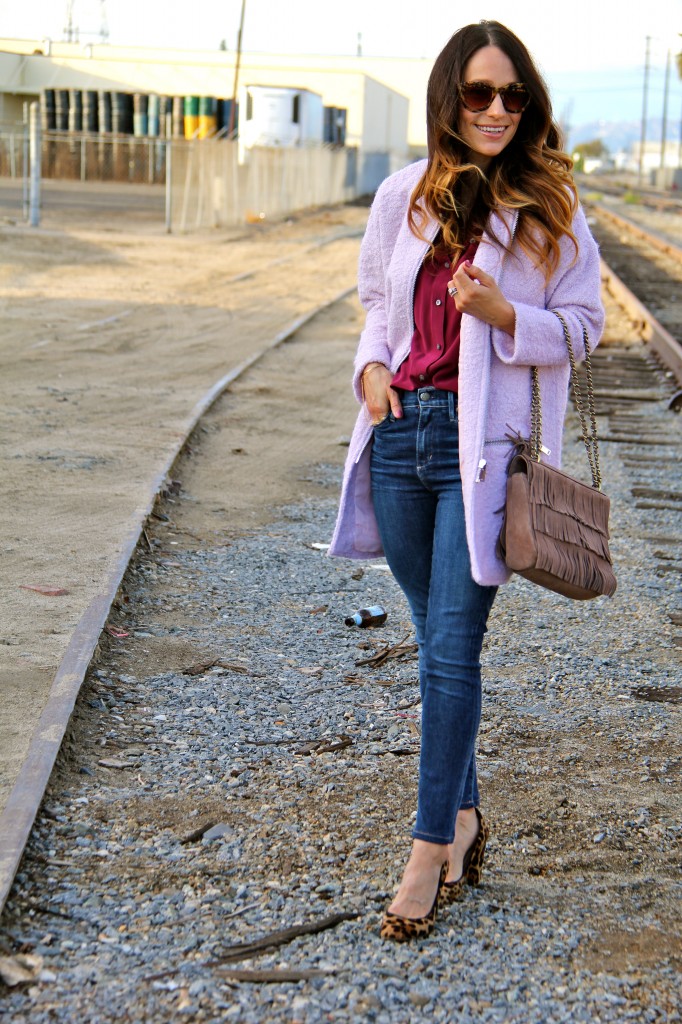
[447,285,458,297]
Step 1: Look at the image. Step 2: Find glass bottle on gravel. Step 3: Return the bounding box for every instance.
[344,605,387,627]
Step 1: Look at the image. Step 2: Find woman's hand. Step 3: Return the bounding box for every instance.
[361,363,403,425]
[448,261,516,336]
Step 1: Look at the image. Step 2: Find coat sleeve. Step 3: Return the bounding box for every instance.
[490,205,604,367]
[351,184,394,401]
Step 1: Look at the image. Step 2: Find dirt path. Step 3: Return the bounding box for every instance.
[0,201,366,813]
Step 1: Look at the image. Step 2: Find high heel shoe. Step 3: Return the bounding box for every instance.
[442,808,489,905]
[380,861,448,942]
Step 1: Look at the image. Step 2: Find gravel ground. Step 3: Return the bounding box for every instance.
[0,330,680,1021]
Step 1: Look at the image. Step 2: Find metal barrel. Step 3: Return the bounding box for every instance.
[41,89,56,131]
[217,98,238,135]
[198,96,217,138]
[172,95,184,137]
[183,95,200,139]
[98,91,112,132]
[111,92,134,135]
[147,94,160,136]
[55,90,69,131]
[68,90,83,132]
[324,106,347,145]
[133,93,148,136]
[83,90,99,133]
[157,95,172,136]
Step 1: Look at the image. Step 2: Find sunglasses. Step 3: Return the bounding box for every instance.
[459,82,530,114]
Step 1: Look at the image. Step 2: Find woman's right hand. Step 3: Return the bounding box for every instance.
[361,363,403,425]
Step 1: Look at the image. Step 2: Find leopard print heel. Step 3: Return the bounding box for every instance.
[380,861,448,942]
[442,808,489,906]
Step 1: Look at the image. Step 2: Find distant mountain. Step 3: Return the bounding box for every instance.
[567,118,673,155]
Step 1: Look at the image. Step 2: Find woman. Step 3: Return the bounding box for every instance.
[329,20,604,941]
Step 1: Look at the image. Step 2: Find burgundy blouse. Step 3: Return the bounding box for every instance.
[391,238,479,392]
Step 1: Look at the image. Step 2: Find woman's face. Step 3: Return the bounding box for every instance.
[458,45,524,169]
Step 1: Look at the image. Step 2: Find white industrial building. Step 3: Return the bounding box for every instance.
[0,38,435,193]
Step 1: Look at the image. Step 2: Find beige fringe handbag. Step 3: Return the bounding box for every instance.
[497,311,617,600]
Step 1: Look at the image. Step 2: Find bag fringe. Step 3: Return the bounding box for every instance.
[533,532,617,597]
[531,504,612,561]
[525,459,610,538]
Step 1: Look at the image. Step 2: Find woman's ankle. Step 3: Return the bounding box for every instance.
[410,838,449,865]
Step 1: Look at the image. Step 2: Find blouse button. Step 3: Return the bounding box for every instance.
[436,344,442,350]
[444,261,450,268]
[435,299,442,306]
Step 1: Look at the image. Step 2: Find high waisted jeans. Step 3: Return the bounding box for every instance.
[370,388,497,845]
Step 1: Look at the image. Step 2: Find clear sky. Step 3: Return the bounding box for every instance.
[2,0,680,128]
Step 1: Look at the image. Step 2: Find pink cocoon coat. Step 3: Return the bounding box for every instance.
[329,159,605,587]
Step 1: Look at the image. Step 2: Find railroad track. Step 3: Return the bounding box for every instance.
[576,173,682,214]
[585,200,682,385]
[0,198,681,942]
[576,203,682,661]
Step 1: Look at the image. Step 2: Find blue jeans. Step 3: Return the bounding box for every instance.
[370,388,497,845]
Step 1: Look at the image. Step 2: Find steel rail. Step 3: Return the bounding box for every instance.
[589,203,682,265]
[600,259,682,387]
[0,284,357,919]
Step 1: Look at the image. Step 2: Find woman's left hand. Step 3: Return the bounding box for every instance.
[448,261,516,336]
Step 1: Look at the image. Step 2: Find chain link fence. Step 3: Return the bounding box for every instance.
[0,129,358,231]
[0,130,165,184]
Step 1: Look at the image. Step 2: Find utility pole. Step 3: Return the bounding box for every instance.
[228,0,246,138]
[29,102,41,228]
[100,1,110,44]
[660,49,671,171]
[64,1,78,43]
[638,36,650,185]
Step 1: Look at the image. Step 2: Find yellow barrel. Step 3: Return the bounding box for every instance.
[198,96,217,138]
[183,95,200,139]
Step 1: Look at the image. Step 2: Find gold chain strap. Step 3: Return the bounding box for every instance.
[555,311,602,490]
[530,365,542,462]
[529,312,603,490]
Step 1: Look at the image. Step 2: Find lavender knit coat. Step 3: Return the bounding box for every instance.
[328,159,605,586]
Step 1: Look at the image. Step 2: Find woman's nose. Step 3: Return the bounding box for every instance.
[487,93,507,116]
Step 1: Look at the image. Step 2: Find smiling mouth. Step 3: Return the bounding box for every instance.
[474,125,507,137]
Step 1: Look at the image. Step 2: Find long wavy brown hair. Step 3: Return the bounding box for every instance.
[409,21,578,277]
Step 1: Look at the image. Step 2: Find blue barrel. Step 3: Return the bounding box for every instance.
[217,98,238,135]
[133,93,148,136]
[324,106,347,145]
[147,94,160,136]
